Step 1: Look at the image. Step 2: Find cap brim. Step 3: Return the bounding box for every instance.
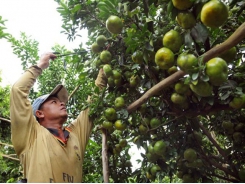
[48,84,69,103]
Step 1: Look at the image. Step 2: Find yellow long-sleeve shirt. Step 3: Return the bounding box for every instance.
[10,66,97,183]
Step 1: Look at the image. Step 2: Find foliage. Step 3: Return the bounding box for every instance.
[55,0,245,183]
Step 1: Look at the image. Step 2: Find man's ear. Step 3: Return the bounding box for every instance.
[35,110,44,119]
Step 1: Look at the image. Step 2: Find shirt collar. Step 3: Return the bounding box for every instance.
[46,127,71,146]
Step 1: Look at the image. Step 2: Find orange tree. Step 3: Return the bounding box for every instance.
[55,0,245,182]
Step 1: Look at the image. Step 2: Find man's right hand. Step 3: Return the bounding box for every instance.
[37,52,57,70]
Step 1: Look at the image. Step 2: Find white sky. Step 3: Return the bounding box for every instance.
[0,0,88,86]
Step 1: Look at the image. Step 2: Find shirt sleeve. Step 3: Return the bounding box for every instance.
[10,65,42,155]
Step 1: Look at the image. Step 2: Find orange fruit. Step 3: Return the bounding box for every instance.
[103,64,113,78]
[104,107,117,121]
[96,35,107,47]
[177,53,198,74]
[100,50,112,63]
[163,30,183,53]
[184,148,197,162]
[205,57,228,86]
[218,46,237,63]
[114,120,126,131]
[174,81,190,94]
[176,11,196,29]
[201,0,229,28]
[150,118,161,129]
[167,66,178,75]
[91,42,102,53]
[102,120,113,130]
[155,47,175,70]
[171,92,187,104]
[132,50,144,64]
[172,0,194,10]
[190,81,213,97]
[153,140,167,155]
[106,15,123,34]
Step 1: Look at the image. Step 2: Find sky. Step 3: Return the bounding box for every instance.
[0,0,88,86]
[0,0,144,169]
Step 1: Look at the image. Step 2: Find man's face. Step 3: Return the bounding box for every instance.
[39,96,68,121]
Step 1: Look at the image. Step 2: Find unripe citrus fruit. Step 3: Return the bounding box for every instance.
[176,11,196,29]
[172,0,194,10]
[119,139,127,147]
[150,118,161,129]
[201,0,229,28]
[153,140,167,155]
[229,94,245,109]
[163,30,183,53]
[102,120,113,130]
[104,107,117,121]
[139,124,148,134]
[171,92,187,104]
[190,81,213,97]
[103,64,113,78]
[205,57,228,86]
[155,47,175,70]
[218,46,237,63]
[167,66,178,75]
[96,35,107,47]
[106,15,123,34]
[114,96,125,109]
[177,53,198,74]
[100,50,112,63]
[132,50,144,64]
[184,148,197,162]
[174,81,189,94]
[114,120,126,131]
[91,42,102,53]
[150,165,161,176]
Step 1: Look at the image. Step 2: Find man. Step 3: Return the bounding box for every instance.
[10,52,106,182]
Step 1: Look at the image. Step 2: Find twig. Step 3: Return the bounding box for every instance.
[0,117,11,123]
[198,122,227,158]
[0,142,14,148]
[2,154,19,161]
[68,84,81,100]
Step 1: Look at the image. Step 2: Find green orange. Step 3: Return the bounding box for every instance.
[205,57,228,86]
[201,0,229,28]
[163,30,183,53]
[155,47,175,70]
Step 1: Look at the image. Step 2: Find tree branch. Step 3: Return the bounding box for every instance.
[0,142,14,148]
[198,122,227,158]
[0,117,11,123]
[101,129,109,183]
[2,154,19,161]
[68,84,81,100]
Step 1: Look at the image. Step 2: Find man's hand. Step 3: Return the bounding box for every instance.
[37,52,57,70]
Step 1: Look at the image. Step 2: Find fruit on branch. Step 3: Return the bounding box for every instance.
[155,47,175,70]
[176,11,196,29]
[163,30,183,53]
[172,0,194,10]
[200,0,229,28]
[106,15,123,34]
[205,57,228,86]
[190,81,213,97]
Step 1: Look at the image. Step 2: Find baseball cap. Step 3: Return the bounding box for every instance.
[32,84,68,117]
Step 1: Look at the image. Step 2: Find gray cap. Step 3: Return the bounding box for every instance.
[32,84,68,117]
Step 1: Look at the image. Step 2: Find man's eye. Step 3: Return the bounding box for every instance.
[52,100,57,103]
